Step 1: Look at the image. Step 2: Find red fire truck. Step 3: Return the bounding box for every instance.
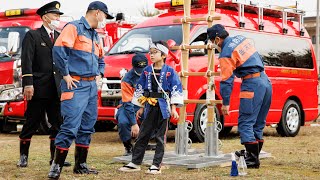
[0,8,135,133]
[101,0,318,142]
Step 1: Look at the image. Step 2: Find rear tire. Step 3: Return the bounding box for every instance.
[276,100,301,137]
[190,104,232,142]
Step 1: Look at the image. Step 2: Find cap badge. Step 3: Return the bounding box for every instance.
[56,3,60,9]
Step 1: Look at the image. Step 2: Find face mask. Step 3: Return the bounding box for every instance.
[45,15,60,30]
[97,12,107,29]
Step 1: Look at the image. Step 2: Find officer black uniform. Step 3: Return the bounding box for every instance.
[17,1,70,168]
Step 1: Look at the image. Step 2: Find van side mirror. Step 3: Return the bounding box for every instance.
[7,32,20,53]
[0,46,7,54]
[190,41,205,56]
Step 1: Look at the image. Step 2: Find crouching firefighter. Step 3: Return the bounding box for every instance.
[207,24,272,168]
[116,53,148,156]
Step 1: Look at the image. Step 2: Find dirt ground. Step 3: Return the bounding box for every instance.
[0,125,320,180]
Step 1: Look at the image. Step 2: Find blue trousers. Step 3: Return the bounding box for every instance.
[238,72,272,144]
[55,79,98,148]
[116,105,141,142]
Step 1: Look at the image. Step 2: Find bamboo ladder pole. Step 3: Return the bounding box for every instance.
[175,0,191,155]
[174,0,221,156]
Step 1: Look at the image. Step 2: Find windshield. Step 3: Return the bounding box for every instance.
[0,27,29,61]
[108,25,183,55]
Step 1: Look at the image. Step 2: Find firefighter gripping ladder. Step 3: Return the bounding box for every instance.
[171,0,222,157]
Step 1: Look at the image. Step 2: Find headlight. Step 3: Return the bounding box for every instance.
[0,87,23,101]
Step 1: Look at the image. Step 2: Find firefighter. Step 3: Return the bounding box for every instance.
[207,24,272,168]
[18,1,71,168]
[116,53,148,156]
[47,1,113,179]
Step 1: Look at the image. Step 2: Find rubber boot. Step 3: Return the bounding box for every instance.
[244,143,260,169]
[73,146,98,174]
[50,139,71,167]
[48,148,68,179]
[123,140,133,156]
[17,140,30,167]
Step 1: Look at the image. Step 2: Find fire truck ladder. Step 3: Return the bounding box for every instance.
[217,0,305,35]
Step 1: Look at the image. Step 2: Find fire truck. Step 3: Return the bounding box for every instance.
[0,8,135,133]
[101,0,318,142]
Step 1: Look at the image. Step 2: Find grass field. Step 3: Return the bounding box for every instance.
[0,125,320,179]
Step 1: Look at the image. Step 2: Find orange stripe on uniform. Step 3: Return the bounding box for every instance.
[239,91,254,99]
[121,82,134,102]
[220,57,236,81]
[231,39,256,66]
[73,35,93,54]
[54,24,77,48]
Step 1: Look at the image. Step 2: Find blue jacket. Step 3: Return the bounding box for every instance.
[53,17,105,77]
[118,69,141,125]
[219,35,264,105]
[132,64,183,119]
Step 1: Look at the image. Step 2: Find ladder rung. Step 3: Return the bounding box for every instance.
[184,99,222,104]
[171,44,214,50]
[179,71,220,77]
[173,16,221,23]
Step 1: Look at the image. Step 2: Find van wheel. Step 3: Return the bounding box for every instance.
[276,100,301,137]
[190,104,231,142]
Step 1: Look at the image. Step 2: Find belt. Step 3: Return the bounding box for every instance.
[143,91,168,98]
[241,72,261,80]
[71,75,96,81]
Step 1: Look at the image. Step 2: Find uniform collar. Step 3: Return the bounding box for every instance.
[221,36,231,50]
[43,25,54,37]
[80,16,92,30]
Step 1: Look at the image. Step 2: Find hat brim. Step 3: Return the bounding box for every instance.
[46,10,64,15]
[105,12,114,19]
[134,67,144,74]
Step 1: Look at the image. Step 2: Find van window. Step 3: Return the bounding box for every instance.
[108,25,184,55]
[0,27,29,62]
[229,30,313,69]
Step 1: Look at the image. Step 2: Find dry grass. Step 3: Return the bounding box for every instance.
[1,125,320,180]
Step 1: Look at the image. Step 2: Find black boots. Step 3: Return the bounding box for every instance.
[123,140,133,156]
[235,142,262,169]
[17,140,30,167]
[244,143,260,168]
[50,140,71,167]
[73,146,98,174]
[48,148,69,179]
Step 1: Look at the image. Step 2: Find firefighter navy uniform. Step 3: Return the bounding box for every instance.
[207,24,272,169]
[48,1,112,178]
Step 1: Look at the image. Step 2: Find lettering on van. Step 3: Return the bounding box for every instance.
[280,69,311,75]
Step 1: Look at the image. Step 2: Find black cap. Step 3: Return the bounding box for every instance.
[36,1,64,17]
[132,53,148,74]
[207,24,226,40]
[87,1,114,19]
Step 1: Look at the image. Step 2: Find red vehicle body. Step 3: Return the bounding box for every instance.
[0,8,135,132]
[100,0,318,141]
